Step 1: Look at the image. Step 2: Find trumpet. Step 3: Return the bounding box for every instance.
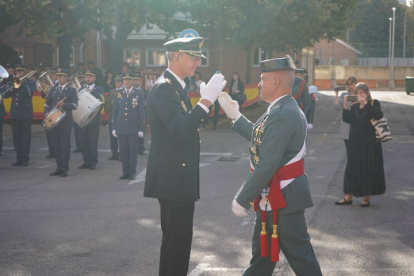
[0,69,37,104]
[0,65,9,82]
[36,72,54,97]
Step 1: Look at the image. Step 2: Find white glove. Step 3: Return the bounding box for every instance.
[200,73,227,104]
[232,199,247,217]
[138,131,144,138]
[218,92,241,120]
[112,130,117,137]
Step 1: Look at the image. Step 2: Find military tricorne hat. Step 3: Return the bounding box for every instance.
[295,68,307,75]
[84,69,96,76]
[49,66,58,73]
[15,64,28,71]
[56,68,69,76]
[164,37,206,59]
[260,55,297,73]
[122,72,135,80]
[115,75,122,82]
[77,70,86,77]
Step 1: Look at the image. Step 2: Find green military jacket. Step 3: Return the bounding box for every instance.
[232,95,314,215]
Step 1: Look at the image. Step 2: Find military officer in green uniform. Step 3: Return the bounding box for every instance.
[292,68,313,123]
[144,37,226,276]
[219,56,322,276]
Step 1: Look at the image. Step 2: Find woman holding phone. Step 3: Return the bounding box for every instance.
[336,83,386,207]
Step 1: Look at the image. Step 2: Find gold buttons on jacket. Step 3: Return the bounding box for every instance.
[201,119,204,122]
[182,163,186,167]
[125,113,127,115]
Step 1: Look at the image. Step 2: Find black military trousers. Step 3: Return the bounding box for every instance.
[51,123,72,172]
[73,122,82,150]
[158,199,195,276]
[45,128,55,156]
[11,119,32,163]
[80,123,100,166]
[107,116,119,157]
[0,117,4,155]
[118,134,138,175]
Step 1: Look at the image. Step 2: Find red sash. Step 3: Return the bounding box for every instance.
[251,158,305,262]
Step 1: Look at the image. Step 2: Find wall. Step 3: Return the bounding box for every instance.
[315,65,414,89]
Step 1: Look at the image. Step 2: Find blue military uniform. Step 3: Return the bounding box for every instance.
[79,69,104,169]
[0,81,8,156]
[2,65,36,166]
[72,70,85,152]
[112,73,145,179]
[45,68,78,176]
[106,75,122,160]
[41,72,58,159]
[134,74,148,155]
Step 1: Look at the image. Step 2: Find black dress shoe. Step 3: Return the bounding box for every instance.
[119,174,129,180]
[46,154,55,159]
[73,148,82,153]
[60,171,68,177]
[79,164,90,169]
[138,150,145,155]
[128,174,136,180]
[12,161,22,166]
[21,162,29,167]
[108,156,119,160]
[49,170,62,176]
[89,165,96,170]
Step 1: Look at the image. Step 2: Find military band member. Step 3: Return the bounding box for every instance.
[112,73,145,180]
[0,72,11,156]
[218,56,322,276]
[2,64,36,166]
[107,75,123,160]
[78,69,104,170]
[73,70,85,153]
[133,73,148,155]
[143,37,226,276]
[41,71,58,159]
[46,68,78,177]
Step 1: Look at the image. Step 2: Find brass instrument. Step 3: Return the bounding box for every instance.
[36,72,54,97]
[0,69,37,104]
[104,90,117,115]
[0,65,9,82]
[70,74,83,91]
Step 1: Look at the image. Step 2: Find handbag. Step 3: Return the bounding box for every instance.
[371,100,392,142]
[239,93,247,102]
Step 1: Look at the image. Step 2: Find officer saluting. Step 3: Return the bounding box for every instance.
[78,69,104,170]
[219,56,322,276]
[46,68,78,177]
[2,64,36,166]
[112,72,145,180]
[144,37,225,276]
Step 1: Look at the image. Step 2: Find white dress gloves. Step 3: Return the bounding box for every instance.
[218,92,241,120]
[112,130,117,137]
[232,199,247,217]
[138,131,144,138]
[200,73,227,104]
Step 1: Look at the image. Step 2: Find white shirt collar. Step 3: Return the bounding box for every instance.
[267,95,288,112]
[125,87,133,94]
[59,82,68,90]
[166,69,186,89]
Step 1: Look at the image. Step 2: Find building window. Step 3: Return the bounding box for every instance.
[146,48,166,67]
[70,46,75,67]
[254,47,268,66]
[124,48,141,69]
[200,49,209,67]
[340,58,349,66]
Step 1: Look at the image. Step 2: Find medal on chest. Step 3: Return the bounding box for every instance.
[250,113,269,164]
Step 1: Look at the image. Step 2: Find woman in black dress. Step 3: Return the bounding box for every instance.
[104,71,115,92]
[228,72,245,109]
[335,83,386,207]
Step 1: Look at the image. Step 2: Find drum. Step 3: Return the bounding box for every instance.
[104,90,116,115]
[43,108,66,130]
[73,89,103,128]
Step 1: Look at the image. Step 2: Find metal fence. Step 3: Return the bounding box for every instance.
[357,58,414,66]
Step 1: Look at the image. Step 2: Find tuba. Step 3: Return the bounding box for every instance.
[36,72,54,97]
[70,73,83,91]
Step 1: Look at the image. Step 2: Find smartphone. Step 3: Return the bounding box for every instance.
[347,95,358,102]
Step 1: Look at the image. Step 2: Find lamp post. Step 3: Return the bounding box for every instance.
[390,7,396,90]
[389,18,392,67]
[403,9,408,58]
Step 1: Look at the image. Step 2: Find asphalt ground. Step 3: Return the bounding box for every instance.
[0,90,413,276]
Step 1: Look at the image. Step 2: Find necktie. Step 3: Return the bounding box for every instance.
[59,86,63,92]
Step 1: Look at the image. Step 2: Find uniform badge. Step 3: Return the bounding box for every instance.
[117,92,122,99]
[166,78,172,85]
[132,97,138,108]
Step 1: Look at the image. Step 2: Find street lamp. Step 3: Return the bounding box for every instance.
[389,17,392,67]
[390,7,396,90]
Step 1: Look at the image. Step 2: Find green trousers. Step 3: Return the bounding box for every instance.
[243,210,323,276]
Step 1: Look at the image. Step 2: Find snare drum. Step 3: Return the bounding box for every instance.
[43,108,66,130]
[73,89,103,128]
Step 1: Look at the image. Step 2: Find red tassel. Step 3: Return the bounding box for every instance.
[271,224,279,262]
[260,222,270,257]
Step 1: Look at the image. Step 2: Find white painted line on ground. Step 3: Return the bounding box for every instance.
[199,163,211,168]
[200,152,233,156]
[128,168,146,185]
[188,255,216,276]
[38,164,51,169]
